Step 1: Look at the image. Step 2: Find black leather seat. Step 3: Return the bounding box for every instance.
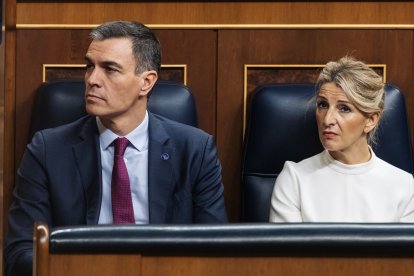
[45,222,414,256]
[29,79,198,137]
[241,83,414,222]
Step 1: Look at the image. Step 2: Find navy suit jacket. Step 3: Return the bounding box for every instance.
[5,112,228,276]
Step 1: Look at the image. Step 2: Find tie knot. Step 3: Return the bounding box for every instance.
[114,137,129,156]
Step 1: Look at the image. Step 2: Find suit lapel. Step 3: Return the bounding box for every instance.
[147,113,176,223]
[72,117,101,225]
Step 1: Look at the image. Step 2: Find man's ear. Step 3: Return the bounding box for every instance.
[138,70,158,96]
[364,112,380,133]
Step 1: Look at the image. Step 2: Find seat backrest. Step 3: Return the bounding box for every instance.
[29,79,198,137]
[241,83,414,222]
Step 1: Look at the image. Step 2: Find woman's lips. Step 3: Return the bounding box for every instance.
[322,131,337,139]
[86,94,104,101]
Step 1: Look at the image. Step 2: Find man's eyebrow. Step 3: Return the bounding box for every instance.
[83,57,122,69]
[101,61,123,69]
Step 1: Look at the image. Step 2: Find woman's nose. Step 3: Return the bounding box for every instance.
[323,108,337,126]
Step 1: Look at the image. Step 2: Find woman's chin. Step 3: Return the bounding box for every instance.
[321,141,339,152]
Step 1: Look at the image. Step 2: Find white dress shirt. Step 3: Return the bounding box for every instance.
[97,112,149,224]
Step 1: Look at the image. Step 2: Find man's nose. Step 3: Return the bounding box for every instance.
[86,68,101,86]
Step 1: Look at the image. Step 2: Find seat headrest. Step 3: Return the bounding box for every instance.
[30,79,198,138]
[243,83,322,177]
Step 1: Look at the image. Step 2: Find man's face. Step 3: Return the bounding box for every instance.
[84,38,145,121]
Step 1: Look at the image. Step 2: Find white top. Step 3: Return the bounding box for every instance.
[269,150,414,223]
[97,112,149,224]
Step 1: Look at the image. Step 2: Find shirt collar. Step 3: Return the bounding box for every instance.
[96,111,149,152]
[322,146,376,175]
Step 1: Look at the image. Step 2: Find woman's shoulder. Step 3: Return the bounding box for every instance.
[375,156,413,179]
[283,151,325,174]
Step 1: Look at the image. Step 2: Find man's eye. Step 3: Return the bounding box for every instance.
[85,64,94,70]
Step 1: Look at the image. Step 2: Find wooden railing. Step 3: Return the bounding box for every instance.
[33,222,414,276]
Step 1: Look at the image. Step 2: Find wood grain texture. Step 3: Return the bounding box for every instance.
[49,254,142,276]
[39,252,414,276]
[15,2,414,25]
[2,2,17,275]
[142,256,414,276]
[33,222,49,276]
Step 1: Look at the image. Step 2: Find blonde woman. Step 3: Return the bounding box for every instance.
[270,56,414,223]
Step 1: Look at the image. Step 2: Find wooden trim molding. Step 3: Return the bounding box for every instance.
[42,64,187,85]
[42,64,85,82]
[160,64,187,85]
[33,222,50,276]
[16,24,414,30]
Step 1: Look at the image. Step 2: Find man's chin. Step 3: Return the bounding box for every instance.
[85,105,105,117]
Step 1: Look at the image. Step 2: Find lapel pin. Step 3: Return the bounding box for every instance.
[161,153,170,160]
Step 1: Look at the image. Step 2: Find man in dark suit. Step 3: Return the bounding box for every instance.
[5,21,228,276]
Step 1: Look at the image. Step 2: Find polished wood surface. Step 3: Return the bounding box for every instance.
[40,255,414,276]
[49,255,142,276]
[142,256,414,276]
[2,0,17,274]
[15,2,414,25]
[0,2,4,274]
[33,222,49,276]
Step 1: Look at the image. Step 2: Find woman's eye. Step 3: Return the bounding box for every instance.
[339,105,351,113]
[317,101,328,109]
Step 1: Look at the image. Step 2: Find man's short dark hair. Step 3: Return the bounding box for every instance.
[90,21,161,74]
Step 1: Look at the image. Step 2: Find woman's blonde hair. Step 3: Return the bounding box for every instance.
[316,56,385,146]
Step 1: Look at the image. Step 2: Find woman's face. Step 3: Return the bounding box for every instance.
[316,83,377,162]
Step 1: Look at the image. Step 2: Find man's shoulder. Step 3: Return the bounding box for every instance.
[26,115,95,156]
[33,115,95,142]
[149,112,209,139]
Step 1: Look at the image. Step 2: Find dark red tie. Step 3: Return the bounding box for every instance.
[111,137,135,224]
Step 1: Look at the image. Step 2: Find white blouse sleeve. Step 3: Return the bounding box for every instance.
[269,161,303,222]
[399,174,414,222]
